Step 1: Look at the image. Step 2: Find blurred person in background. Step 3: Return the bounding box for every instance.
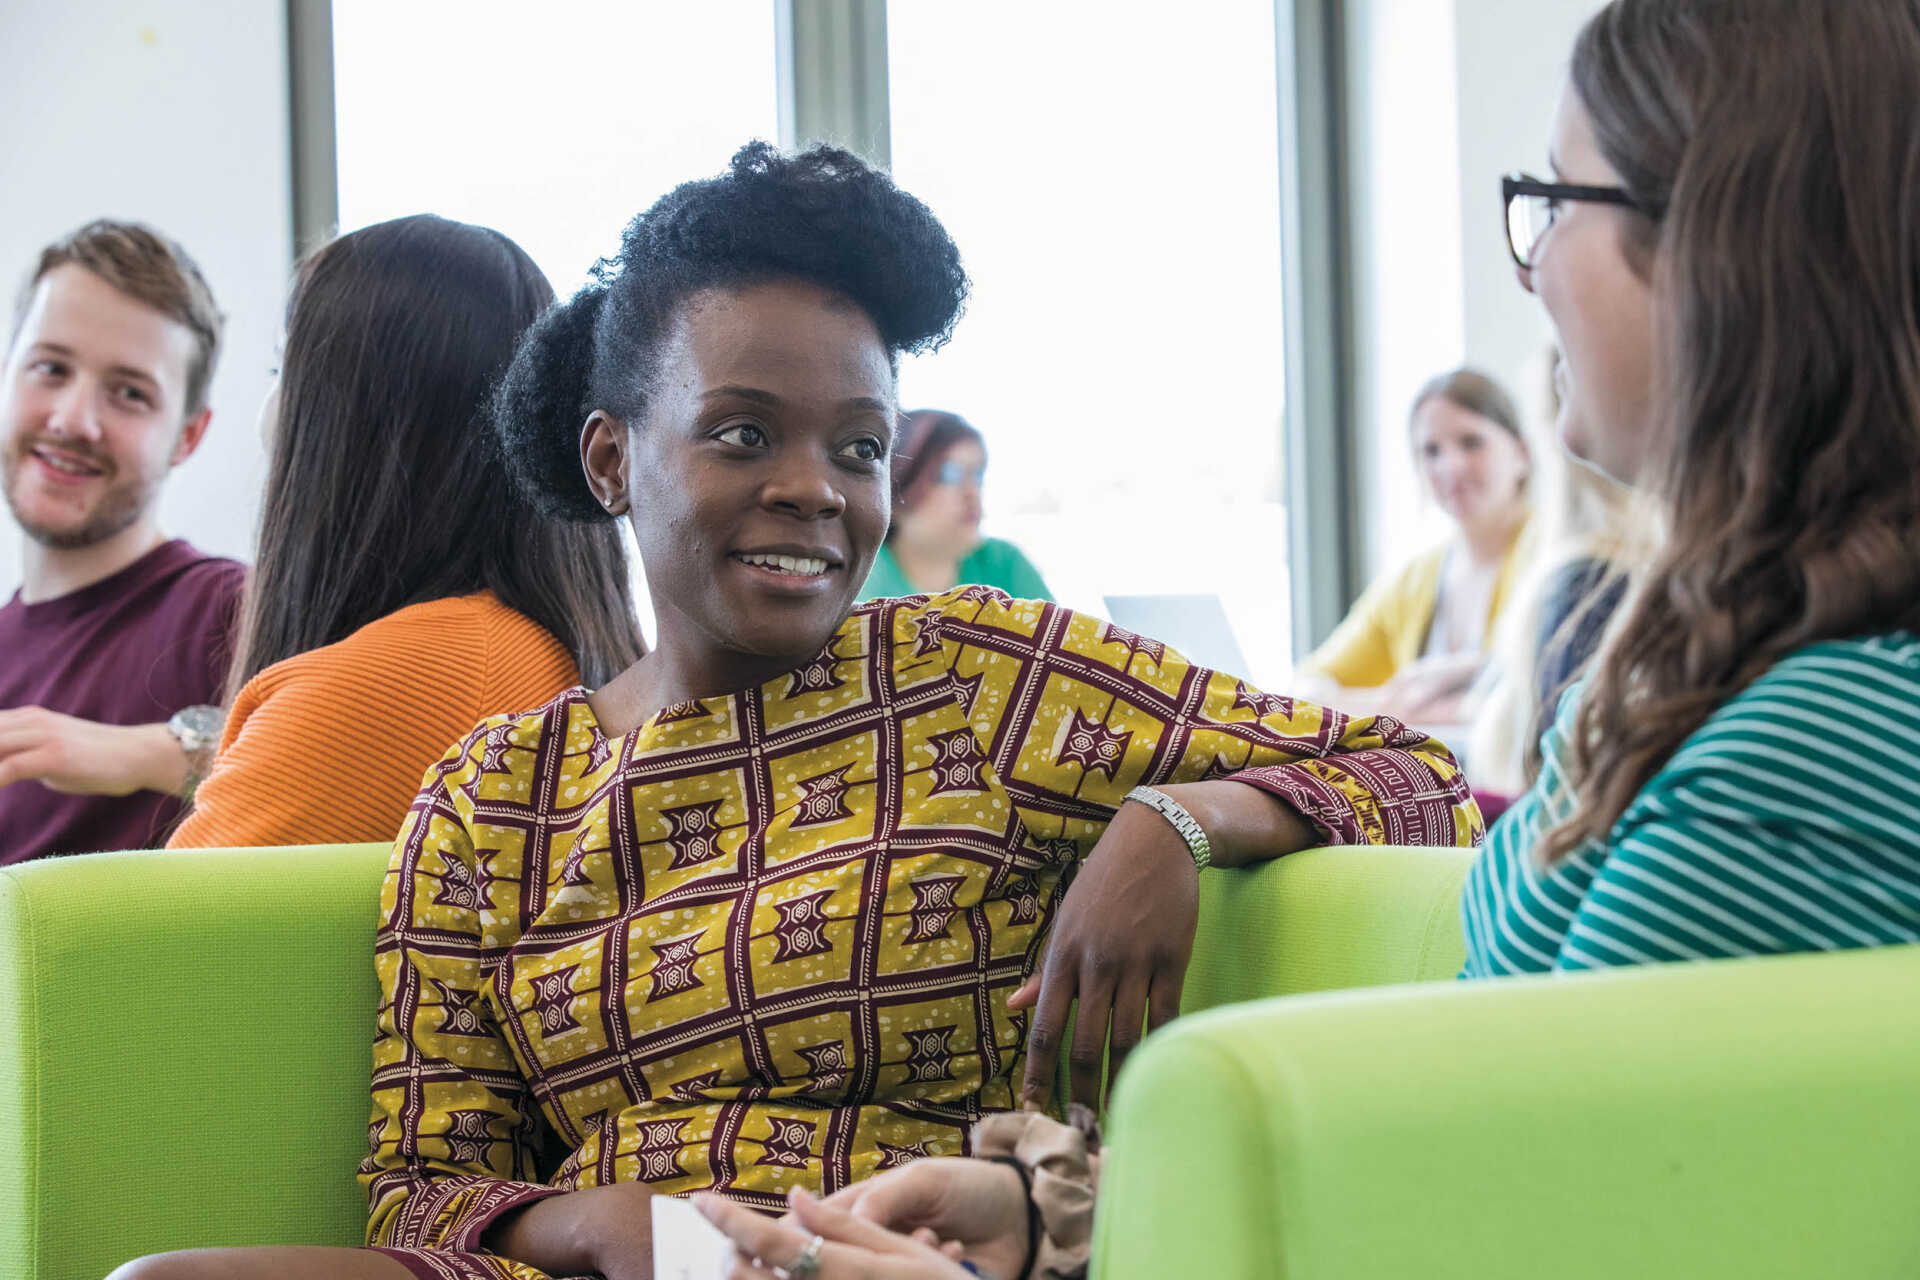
[1298,368,1534,728]
[0,220,243,863]
[1468,350,1648,804]
[168,214,643,850]
[858,409,1051,601]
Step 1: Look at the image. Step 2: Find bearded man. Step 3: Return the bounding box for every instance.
[0,221,244,862]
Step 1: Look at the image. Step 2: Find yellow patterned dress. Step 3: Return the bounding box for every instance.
[361,587,1480,1279]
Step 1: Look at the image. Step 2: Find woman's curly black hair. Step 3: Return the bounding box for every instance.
[494,141,970,520]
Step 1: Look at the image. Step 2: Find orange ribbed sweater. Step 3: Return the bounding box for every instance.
[170,591,578,849]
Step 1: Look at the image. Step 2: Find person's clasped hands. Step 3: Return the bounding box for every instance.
[696,1107,1100,1280]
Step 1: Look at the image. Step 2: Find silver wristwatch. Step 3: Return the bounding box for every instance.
[1123,785,1212,871]
[165,704,225,799]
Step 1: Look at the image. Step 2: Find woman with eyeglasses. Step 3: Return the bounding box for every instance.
[857,410,1050,602]
[1466,0,1920,974]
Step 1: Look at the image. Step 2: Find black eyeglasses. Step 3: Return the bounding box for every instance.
[1502,173,1639,270]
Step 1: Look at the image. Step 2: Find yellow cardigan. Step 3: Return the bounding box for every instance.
[1300,518,1535,688]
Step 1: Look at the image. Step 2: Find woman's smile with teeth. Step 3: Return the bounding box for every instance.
[734,552,831,577]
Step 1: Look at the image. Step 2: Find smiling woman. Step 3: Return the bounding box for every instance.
[110,143,1479,1280]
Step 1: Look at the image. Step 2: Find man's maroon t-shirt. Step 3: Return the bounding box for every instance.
[0,539,245,864]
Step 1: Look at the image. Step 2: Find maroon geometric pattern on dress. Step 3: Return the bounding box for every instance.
[635,1118,692,1181]
[362,586,1481,1272]
[875,1139,937,1170]
[646,932,706,1002]
[440,1110,499,1167]
[1055,709,1132,779]
[903,1025,958,1082]
[1232,680,1295,722]
[660,798,727,869]
[756,1115,817,1169]
[431,857,481,912]
[926,728,988,795]
[526,966,581,1036]
[905,875,966,942]
[1003,876,1045,927]
[669,1069,724,1103]
[790,765,855,828]
[785,637,846,698]
[1097,620,1167,668]
[655,698,712,724]
[797,1041,851,1092]
[770,889,837,961]
[430,979,490,1038]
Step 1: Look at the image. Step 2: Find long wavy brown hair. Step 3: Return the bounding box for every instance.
[1542,0,1920,862]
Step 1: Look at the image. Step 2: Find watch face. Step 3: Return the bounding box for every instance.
[171,704,225,745]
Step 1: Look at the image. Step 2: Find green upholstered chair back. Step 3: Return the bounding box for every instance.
[0,842,1476,1279]
[1099,939,1920,1279]
[0,844,393,1280]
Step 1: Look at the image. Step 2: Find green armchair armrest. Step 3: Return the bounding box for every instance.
[1097,942,1920,1279]
[0,844,393,1280]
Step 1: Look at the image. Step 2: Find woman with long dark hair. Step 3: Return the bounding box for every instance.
[169,215,643,849]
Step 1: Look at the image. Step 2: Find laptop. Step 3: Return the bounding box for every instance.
[1101,593,1252,677]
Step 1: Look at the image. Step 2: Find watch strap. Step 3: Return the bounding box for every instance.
[1123,785,1212,871]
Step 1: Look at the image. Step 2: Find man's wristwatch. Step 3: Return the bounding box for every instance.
[165,704,225,800]
[1123,785,1212,871]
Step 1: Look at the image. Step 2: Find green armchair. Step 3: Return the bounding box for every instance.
[0,842,1472,1278]
[1097,927,1920,1278]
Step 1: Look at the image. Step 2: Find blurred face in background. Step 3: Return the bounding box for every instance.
[1410,394,1531,534]
[1,264,208,549]
[894,437,985,560]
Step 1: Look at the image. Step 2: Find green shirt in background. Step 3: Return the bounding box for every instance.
[858,537,1052,602]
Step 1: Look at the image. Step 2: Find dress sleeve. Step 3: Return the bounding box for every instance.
[359,725,566,1250]
[916,588,1482,857]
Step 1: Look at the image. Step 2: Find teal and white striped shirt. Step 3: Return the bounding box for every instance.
[1462,632,1920,975]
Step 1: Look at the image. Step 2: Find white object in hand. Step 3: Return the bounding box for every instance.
[650,1194,737,1279]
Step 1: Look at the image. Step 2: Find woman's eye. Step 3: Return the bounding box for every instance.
[715,423,768,448]
[840,437,885,463]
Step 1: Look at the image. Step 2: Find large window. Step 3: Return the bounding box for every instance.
[331,4,1294,678]
[888,1,1292,681]
[332,1,779,297]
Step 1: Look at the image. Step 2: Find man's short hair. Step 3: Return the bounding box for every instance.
[13,220,225,417]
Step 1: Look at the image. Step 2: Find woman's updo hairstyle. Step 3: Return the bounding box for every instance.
[495,141,970,520]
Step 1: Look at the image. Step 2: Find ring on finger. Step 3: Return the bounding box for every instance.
[772,1233,824,1280]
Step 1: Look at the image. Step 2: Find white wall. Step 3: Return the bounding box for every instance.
[0,1,290,596]
[1348,0,1604,579]
[1453,0,1602,402]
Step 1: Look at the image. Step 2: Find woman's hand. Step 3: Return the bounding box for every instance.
[0,709,187,797]
[1378,653,1483,725]
[815,1157,1028,1279]
[1011,798,1200,1110]
[700,1188,976,1280]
